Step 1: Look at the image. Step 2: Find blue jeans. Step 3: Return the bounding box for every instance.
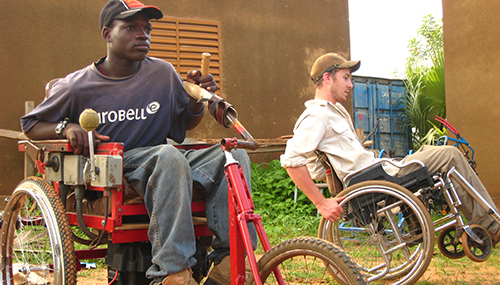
[123,144,256,278]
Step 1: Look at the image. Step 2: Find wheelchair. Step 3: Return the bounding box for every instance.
[315,150,500,284]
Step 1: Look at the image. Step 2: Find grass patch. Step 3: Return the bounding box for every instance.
[72,226,107,276]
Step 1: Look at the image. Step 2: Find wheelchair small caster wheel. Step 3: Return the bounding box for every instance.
[438,225,465,259]
[462,225,492,262]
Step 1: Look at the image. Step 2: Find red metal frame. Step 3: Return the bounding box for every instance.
[18,135,284,283]
[18,140,214,262]
[223,143,283,285]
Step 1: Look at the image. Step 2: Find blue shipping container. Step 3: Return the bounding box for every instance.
[352,75,411,157]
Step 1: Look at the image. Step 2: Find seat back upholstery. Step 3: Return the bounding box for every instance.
[314,150,343,195]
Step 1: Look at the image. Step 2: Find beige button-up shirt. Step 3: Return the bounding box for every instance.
[281,99,397,182]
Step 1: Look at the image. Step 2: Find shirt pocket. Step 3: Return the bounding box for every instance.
[330,122,356,152]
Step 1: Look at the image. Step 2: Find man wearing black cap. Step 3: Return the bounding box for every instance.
[21,1,253,284]
[281,53,500,244]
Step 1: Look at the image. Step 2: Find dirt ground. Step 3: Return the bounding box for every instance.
[77,254,500,285]
[417,254,500,284]
[77,268,107,285]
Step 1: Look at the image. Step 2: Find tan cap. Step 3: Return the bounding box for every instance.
[310,53,360,83]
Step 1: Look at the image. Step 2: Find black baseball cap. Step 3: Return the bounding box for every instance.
[99,0,163,30]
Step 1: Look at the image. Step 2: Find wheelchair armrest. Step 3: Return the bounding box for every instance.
[19,139,124,157]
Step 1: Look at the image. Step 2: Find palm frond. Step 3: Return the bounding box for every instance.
[402,15,445,150]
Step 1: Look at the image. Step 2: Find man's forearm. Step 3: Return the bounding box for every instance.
[287,165,344,221]
[286,165,326,206]
[185,99,205,130]
[24,121,59,140]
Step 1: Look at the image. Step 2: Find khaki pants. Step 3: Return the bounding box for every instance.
[398,145,499,235]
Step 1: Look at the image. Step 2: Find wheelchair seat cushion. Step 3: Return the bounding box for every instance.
[347,164,434,192]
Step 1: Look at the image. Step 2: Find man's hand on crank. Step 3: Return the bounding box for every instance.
[63,123,110,156]
[187,69,219,92]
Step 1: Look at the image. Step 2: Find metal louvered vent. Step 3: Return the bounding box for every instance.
[150,17,222,90]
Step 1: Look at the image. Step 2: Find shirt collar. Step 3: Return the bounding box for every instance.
[305,99,348,118]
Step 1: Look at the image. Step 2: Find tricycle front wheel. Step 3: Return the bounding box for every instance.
[254,236,367,284]
[0,177,77,285]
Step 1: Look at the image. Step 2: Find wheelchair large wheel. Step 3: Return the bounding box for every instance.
[0,177,77,284]
[255,237,367,284]
[318,181,434,284]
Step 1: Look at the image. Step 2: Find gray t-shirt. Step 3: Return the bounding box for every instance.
[21,57,190,151]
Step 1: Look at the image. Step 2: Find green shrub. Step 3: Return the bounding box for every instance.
[250,160,320,243]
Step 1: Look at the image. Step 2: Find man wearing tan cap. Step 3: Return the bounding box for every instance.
[281,53,500,244]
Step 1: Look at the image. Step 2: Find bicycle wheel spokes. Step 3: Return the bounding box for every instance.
[1,177,77,285]
[341,198,410,274]
[257,237,368,284]
[329,181,434,284]
[264,254,330,284]
[12,198,55,283]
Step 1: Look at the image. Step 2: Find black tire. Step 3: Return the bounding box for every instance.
[318,181,434,284]
[437,225,465,259]
[462,225,492,262]
[254,236,367,284]
[0,177,77,284]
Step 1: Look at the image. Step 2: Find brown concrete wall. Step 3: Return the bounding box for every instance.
[0,1,107,198]
[0,1,352,195]
[442,0,500,207]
